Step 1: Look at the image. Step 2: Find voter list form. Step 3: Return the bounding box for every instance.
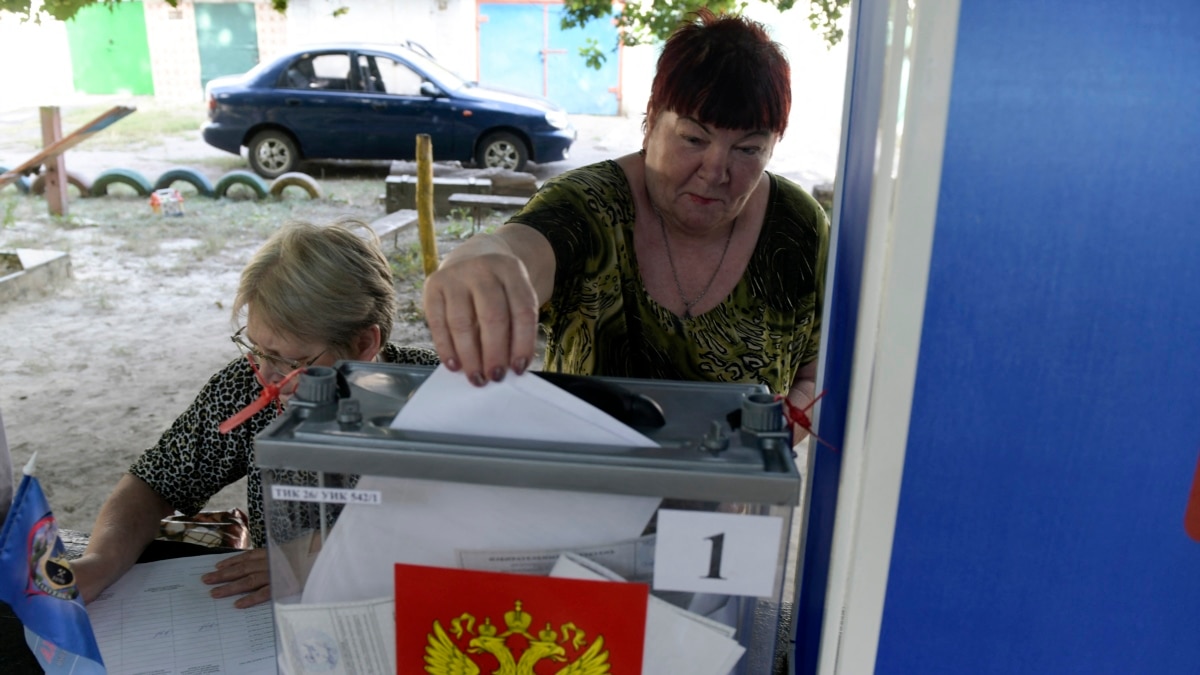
[86,552,276,674]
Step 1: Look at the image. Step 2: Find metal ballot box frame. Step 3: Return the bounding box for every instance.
[256,362,803,675]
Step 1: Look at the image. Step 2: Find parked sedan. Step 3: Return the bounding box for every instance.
[202,43,577,178]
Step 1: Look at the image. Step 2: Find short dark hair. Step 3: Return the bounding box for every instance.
[646,9,791,136]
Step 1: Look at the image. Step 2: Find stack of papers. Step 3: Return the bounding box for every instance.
[86,553,276,674]
[551,553,745,675]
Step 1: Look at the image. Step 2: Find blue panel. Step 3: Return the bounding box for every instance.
[479,4,547,96]
[794,1,890,673]
[479,3,618,115]
[878,1,1200,673]
[546,6,618,115]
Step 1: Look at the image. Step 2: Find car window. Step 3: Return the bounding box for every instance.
[279,53,354,91]
[369,56,426,96]
[401,50,468,91]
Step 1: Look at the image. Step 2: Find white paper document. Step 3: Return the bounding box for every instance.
[300,476,660,603]
[551,553,746,675]
[86,552,276,675]
[389,364,659,447]
[274,597,395,675]
[458,534,657,580]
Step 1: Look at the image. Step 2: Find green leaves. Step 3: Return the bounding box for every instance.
[6,0,848,63]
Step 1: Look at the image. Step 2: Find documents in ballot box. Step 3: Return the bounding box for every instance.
[256,362,804,674]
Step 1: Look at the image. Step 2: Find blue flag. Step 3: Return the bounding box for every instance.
[0,454,105,674]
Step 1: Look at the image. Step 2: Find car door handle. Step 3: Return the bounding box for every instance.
[285,98,302,106]
[370,101,387,110]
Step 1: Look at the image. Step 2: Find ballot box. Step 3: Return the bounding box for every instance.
[256,362,804,675]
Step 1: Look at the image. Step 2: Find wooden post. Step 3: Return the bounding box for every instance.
[415,134,439,277]
[39,106,67,217]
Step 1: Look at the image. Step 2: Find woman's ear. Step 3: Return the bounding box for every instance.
[351,325,383,361]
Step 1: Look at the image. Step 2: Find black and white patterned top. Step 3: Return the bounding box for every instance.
[129,343,439,547]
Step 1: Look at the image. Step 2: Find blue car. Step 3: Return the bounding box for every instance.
[202,43,577,178]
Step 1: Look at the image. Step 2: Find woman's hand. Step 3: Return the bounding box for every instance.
[423,226,555,385]
[202,548,272,609]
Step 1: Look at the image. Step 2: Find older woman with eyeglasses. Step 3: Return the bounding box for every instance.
[72,218,438,608]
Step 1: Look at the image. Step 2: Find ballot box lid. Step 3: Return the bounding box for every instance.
[255,362,802,505]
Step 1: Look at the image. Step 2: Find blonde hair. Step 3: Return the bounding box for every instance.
[233,218,395,357]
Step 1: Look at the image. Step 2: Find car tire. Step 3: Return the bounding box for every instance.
[30,171,92,198]
[475,132,529,172]
[154,167,215,198]
[0,166,31,194]
[247,130,300,179]
[214,170,270,200]
[91,168,154,197]
[269,172,322,199]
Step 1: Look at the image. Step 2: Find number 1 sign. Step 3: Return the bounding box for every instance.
[652,510,785,598]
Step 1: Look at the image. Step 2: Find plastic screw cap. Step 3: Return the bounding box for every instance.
[742,393,785,433]
[296,366,338,403]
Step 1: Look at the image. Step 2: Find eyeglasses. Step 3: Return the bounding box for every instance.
[231,326,326,376]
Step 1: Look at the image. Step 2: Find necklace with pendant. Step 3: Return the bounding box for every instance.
[655,207,735,320]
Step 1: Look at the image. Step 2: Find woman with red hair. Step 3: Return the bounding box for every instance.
[423,9,829,438]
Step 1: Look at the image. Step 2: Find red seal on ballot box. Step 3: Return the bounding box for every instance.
[394,563,648,674]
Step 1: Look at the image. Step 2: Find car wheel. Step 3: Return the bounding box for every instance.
[475,132,529,172]
[247,130,299,179]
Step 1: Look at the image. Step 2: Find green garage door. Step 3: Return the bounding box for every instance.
[195,2,260,89]
[65,2,154,95]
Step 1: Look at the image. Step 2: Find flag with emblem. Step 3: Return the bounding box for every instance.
[0,454,106,674]
[395,563,648,674]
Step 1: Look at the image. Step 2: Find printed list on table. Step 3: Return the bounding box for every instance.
[86,552,276,675]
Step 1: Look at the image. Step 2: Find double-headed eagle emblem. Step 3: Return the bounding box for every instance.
[424,600,611,675]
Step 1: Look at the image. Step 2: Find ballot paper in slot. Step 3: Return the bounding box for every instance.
[256,362,803,675]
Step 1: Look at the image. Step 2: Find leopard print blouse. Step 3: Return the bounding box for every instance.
[129,343,440,547]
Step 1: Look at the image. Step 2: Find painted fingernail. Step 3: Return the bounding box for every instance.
[490,366,505,382]
[445,358,460,371]
[513,358,528,375]
[469,371,487,387]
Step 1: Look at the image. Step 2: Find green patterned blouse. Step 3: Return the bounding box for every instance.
[510,160,829,395]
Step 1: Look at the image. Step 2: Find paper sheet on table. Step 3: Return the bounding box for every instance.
[302,367,662,604]
[86,553,276,675]
[551,552,745,675]
[388,363,659,447]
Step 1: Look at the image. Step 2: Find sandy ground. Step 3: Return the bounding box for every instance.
[0,108,839,535]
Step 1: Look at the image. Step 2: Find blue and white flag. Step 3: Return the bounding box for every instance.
[0,453,105,674]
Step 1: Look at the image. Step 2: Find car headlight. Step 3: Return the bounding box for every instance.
[544,110,570,130]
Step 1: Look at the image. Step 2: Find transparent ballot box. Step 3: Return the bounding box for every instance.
[256,363,803,675]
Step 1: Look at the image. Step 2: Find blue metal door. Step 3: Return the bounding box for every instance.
[195,2,259,90]
[478,2,619,115]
